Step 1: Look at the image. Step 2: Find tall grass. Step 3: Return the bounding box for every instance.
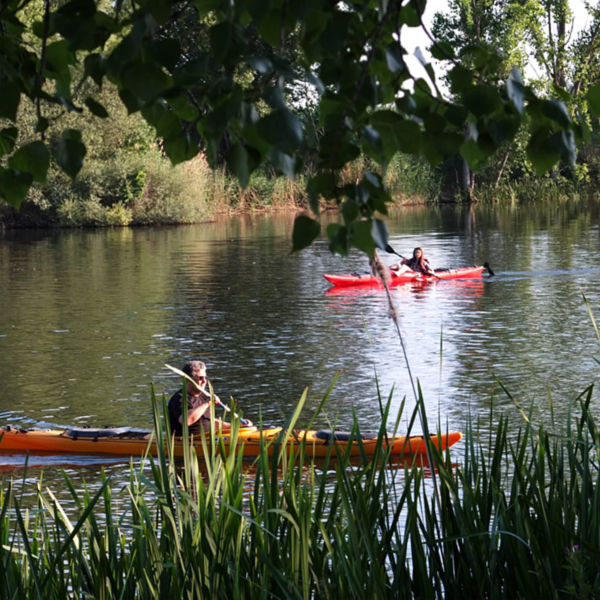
[3,381,600,597]
[472,177,588,204]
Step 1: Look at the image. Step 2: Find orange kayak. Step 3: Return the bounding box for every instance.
[0,425,462,459]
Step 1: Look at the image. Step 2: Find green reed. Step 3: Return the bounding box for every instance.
[3,383,600,598]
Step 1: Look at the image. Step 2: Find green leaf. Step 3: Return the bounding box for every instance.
[541,100,571,128]
[173,56,209,87]
[526,130,560,176]
[463,85,503,117]
[0,167,33,208]
[372,218,389,253]
[292,215,321,252]
[144,0,172,24]
[319,132,361,169]
[226,142,251,188]
[257,109,303,154]
[506,68,525,114]
[444,104,467,127]
[309,173,337,201]
[57,0,96,17]
[448,66,473,94]
[552,130,576,170]
[352,219,376,257]
[45,40,75,82]
[268,148,297,179]
[385,44,405,73]
[587,83,600,118]
[430,41,455,61]
[124,63,172,102]
[0,127,18,157]
[55,136,87,178]
[8,142,50,183]
[62,129,83,142]
[166,93,199,121]
[0,82,21,121]
[327,223,349,255]
[210,22,246,64]
[398,4,420,27]
[460,139,486,171]
[84,97,109,118]
[423,113,446,134]
[202,87,244,134]
[194,0,221,18]
[142,103,181,138]
[341,199,359,225]
[83,54,106,88]
[146,39,181,71]
[247,56,273,73]
[119,89,141,114]
[576,110,592,144]
[162,133,198,166]
[362,126,383,154]
[396,94,417,115]
[259,9,292,47]
[395,120,422,155]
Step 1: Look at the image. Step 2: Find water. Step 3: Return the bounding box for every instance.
[1,201,600,487]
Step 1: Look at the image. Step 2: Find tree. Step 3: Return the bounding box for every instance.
[0,0,593,255]
[431,0,543,193]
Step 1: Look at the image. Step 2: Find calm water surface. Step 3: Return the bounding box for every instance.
[1,201,600,488]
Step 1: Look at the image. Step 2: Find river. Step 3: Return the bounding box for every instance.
[1,201,600,487]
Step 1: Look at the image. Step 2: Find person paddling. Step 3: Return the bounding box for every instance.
[390,247,435,277]
[168,360,234,436]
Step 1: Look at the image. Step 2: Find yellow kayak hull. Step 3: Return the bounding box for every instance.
[0,426,463,459]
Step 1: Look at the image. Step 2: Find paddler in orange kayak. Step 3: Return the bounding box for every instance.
[168,360,235,436]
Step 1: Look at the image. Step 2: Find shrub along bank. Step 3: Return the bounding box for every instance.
[0,149,442,228]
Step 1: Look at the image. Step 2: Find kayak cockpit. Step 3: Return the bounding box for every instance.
[62,427,153,441]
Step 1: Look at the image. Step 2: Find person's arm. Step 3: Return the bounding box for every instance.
[180,400,211,425]
[423,259,435,275]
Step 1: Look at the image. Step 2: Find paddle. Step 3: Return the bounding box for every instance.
[385,244,405,259]
[164,364,253,426]
[483,262,495,277]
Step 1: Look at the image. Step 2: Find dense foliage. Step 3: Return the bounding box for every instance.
[2,0,600,248]
[432,0,600,196]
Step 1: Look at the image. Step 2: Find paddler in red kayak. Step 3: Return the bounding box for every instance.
[390,247,435,277]
[168,360,232,436]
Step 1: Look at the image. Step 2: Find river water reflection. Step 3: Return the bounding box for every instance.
[1,201,600,483]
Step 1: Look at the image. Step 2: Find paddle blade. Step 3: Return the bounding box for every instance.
[484,262,495,277]
[385,244,403,258]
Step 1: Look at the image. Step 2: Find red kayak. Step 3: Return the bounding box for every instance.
[324,264,491,288]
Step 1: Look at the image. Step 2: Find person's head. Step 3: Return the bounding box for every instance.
[413,247,424,260]
[182,360,207,394]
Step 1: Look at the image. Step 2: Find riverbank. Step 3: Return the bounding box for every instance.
[4,149,597,228]
[0,151,442,228]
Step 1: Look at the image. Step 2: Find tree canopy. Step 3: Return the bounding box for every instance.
[1,0,600,253]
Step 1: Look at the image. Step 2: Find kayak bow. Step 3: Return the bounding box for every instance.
[0,425,462,459]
